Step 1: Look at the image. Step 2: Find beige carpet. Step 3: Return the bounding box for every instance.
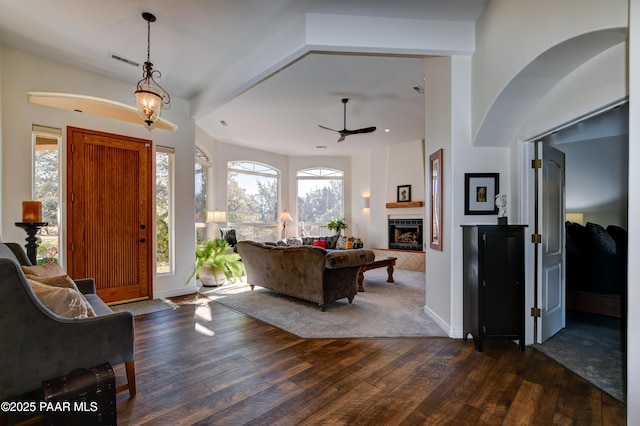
[205,269,447,338]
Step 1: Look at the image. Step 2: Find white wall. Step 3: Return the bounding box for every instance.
[558,136,628,227]
[424,55,511,337]
[472,0,628,145]
[1,47,197,299]
[0,45,3,235]
[521,43,627,139]
[351,152,371,247]
[627,0,639,421]
[366,140,426,249]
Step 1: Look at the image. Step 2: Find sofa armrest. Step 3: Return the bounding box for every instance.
[325,249,375,269]
[74,278,97,295]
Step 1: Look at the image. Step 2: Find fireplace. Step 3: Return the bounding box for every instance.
[388,219,423,251]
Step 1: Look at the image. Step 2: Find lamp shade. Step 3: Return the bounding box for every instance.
[280,211,292,222]
[135,84,163,125]
[207,210,227,223]
[566,212,584,225]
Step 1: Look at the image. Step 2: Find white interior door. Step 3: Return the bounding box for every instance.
[537,140,566,342]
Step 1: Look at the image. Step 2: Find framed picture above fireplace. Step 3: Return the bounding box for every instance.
[464,173,499,215]
[397,185,411,202]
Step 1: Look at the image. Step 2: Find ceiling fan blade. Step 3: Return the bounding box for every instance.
[344,126,377,135]
[318,124,339,132]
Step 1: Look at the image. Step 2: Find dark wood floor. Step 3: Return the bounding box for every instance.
[114,293,626,425]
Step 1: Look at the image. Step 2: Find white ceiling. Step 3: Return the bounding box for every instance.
[0,0,488,156]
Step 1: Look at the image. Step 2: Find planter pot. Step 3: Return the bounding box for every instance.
[199,263,227,287]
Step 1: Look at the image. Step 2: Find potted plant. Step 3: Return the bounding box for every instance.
[190,238,245,287]
[326,217,348,236]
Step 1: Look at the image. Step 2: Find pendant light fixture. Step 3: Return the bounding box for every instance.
[134,12,170,127]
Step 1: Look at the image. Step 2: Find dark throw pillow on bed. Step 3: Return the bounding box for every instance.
[584,222,617,254]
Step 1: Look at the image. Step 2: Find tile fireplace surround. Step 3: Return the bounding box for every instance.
[373,248,425,272]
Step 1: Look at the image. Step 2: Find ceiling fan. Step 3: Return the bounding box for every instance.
[318,98,376,142]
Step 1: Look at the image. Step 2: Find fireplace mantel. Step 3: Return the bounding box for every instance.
[385,201,424,208]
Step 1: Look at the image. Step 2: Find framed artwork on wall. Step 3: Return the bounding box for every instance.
[429,149,443,251]
[464,173,499,215]
[397,184,412,202]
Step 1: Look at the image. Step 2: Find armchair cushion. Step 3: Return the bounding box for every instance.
[24,274,78,290]
[28,279,95,318]
[21,260,66,278]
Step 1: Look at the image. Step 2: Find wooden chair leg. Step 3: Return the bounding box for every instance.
[125,360,136,397]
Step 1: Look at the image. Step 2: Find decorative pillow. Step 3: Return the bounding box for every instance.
[606,225,627,255]
[565,222,587,252]
[25,274,79,291]
[302,237,315,246]
[326,235,339,249]
[286,237,303,246]
[336,236,347,250]
[28,279,96,318]
[219,228,238,247]
[584,222,617,254]
[22,260,66,278]
[313,239,327,249]
[276,239,289,246]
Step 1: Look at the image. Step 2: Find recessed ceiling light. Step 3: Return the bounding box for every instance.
[220,120,228,126]
[385,129,390,132]
[316,145,327,149]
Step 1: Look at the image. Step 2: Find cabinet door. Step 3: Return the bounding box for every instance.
[482,228,523,336]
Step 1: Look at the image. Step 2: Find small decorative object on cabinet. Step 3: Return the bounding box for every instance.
[461,225,526,351]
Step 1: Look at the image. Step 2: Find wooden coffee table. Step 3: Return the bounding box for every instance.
[358,257,397,292]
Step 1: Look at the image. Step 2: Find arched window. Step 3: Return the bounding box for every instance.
[296,168,344,236]
[227,161,280,241]
[195,147,211,244]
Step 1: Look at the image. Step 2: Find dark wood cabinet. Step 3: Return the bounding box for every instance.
[462,225,526,351]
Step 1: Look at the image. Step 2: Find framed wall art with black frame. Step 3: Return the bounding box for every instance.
[464,173,499,215]
[429,149,443,251]
[397,184,411,202]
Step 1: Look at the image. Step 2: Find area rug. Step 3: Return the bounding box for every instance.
[207,269,447,339]
[533,311,625,402]
[110,298,179,316]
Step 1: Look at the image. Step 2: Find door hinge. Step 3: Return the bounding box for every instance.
[482,279,486,287]
[531,159,542,169]
[71,144,75,153]
[71,192,75,202]
[482,325,486,333]
[482,232,486,241]
[531,307,542,318]
[71,243,75,252]
[531,234,542,244]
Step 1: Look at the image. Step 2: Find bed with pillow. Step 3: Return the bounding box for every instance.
[0,242,136,403]
[565,222,627,318]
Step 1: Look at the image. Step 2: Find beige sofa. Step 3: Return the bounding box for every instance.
[236,240,374,311]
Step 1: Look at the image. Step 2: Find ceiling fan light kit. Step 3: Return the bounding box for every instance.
[319,98,376,142]
[134,12,170,128]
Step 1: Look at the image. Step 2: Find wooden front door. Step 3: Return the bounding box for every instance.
[67,127,152,303]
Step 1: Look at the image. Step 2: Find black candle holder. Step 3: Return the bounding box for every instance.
[15,222,49,265]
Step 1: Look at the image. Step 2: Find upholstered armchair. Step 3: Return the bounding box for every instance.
[0,243,136,402]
